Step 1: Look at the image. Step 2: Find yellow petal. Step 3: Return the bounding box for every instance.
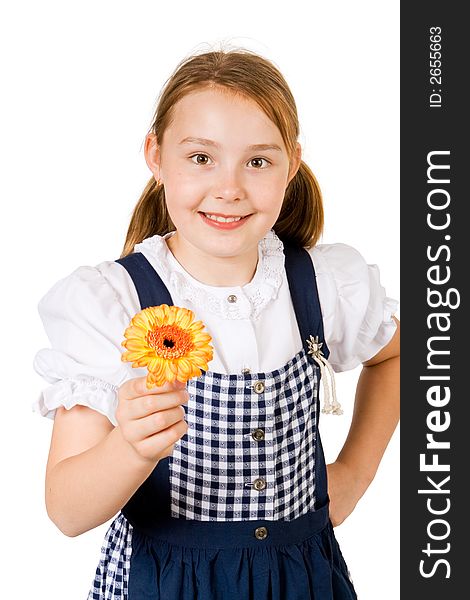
[176,357,192,377]
[132,311,153,330]
[175,310,193,330]
[122,339,148,353]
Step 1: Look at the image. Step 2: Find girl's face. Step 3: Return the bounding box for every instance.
[145,86,301,268]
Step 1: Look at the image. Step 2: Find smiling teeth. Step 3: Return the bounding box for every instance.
[204,213,243,223]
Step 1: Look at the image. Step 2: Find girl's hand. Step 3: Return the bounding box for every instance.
[327,461,370,527]
[115,375,190,465]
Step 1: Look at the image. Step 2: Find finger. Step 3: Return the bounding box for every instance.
[129,405,188,443]
[120,375,187,401]
[137,418,189,457]
[128,388,189,420]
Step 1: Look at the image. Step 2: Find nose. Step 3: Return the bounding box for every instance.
[212,163,244,202]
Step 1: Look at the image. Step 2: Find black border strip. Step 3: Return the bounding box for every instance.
[401,3,467,595]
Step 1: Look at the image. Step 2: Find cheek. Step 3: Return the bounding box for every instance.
[253,168,288,192]
[163,171,201,203]
[164,186,201,221]
[168,169,206,195]
[255,179,287,210]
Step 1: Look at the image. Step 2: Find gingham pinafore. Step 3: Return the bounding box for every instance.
[87,240,357,599]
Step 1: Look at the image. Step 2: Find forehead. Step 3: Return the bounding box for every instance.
[164,87,285,149]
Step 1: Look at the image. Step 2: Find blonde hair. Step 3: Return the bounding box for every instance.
[121,49,324,257]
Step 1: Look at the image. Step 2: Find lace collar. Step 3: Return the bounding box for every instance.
[134,229,285,320]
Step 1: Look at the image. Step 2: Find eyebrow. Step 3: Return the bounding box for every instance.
[179,136,283,152]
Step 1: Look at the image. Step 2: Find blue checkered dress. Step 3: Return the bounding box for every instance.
[87,241,357,599]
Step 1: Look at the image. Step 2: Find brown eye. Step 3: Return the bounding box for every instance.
[250,158,269,168]
[190,154,211,165]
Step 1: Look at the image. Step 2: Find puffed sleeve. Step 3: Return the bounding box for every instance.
[308,243,398,372]
[32,262,142,426]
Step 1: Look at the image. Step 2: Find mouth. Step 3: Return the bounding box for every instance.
[198,211,252,230]
[198,211,251,223]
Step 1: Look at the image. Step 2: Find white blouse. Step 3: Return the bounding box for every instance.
[32,229,398,427]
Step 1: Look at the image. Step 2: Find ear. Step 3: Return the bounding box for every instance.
[144,133,162,181]
[287,142,302,185]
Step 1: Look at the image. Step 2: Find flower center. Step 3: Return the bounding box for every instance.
[146,324,194,359]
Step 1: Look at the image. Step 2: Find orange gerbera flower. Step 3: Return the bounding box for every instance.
[121,304,213,389]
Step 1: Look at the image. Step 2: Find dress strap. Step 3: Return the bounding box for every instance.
[281,241,330,360]
[116,252,173,308]
[282,241,342,416]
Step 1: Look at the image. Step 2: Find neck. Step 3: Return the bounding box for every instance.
[165,233,259,287]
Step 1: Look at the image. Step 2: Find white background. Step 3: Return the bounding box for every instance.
[1,1,399,598]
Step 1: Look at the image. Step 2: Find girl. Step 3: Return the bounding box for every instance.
[33,49,400,599]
